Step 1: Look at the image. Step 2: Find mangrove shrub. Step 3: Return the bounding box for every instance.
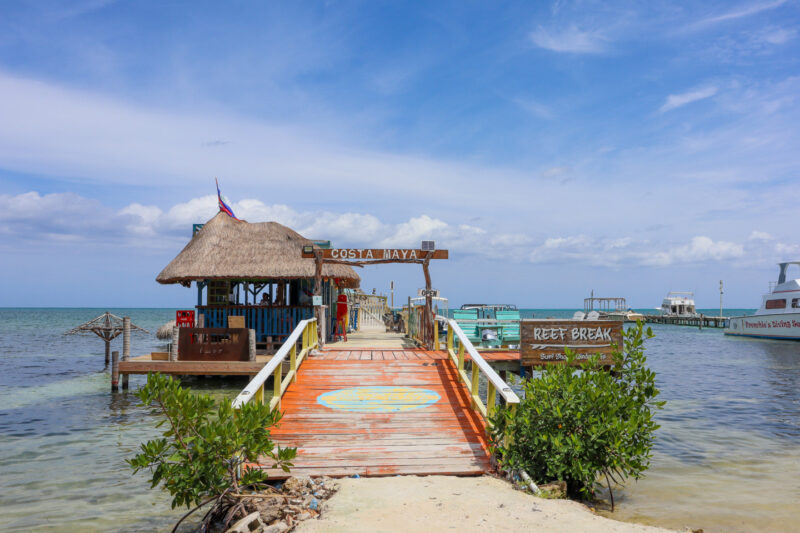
[491,322,663,505]
[128,373,296,529]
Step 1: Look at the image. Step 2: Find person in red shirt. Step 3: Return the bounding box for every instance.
[336,293,349,341]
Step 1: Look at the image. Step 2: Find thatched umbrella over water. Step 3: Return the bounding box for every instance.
[65,312,149,365]
[156,320,176,340]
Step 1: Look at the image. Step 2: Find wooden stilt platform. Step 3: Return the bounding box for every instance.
[118,353,272,376]
[259,349,496,478]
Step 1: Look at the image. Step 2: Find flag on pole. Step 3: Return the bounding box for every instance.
[215,178,238,219]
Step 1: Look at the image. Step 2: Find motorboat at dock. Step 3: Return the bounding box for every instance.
[725,262,800,341]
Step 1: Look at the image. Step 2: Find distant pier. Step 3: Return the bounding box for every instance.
[643,314,728,329]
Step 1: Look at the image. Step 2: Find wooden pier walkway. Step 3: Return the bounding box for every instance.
[264,351,491,478]
[235,319,521,480]
[233,319,519,479]
[643,314,728,328]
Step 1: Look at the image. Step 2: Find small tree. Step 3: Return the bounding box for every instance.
[491,322,663,508]
[128,373,296,531]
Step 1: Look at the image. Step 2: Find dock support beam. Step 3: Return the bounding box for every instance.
[248,329,256,362]
[111,351,120,391]
[170,327,179,362]
[122,317,130,390]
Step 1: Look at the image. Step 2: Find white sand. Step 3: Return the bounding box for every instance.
[295,475,675,533]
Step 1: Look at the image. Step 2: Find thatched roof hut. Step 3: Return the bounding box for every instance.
[156,213,359,288]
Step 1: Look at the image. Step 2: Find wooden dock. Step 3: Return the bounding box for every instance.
[643,314,728,329]
[236,318,521,480]
[118,353,272,376]
[263,351,492,478]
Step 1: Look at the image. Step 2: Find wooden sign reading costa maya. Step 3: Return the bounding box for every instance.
[301,249,449,261]
[520,319,623,367]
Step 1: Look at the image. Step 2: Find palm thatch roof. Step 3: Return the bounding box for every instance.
[65,312,149,339]
[156,212,360,288]
[156,320,176,340]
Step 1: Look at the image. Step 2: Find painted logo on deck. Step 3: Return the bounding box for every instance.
[317,386,440,413]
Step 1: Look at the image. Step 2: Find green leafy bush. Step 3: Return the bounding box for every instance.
[491,322,663,506]
[128,373,296,529]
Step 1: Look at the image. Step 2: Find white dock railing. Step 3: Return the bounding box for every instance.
[436,316,520,426]
[232,318,318,411]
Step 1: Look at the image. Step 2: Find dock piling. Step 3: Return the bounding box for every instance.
[122,317,130,389]
[248,329,256,361]
[111,351,120,391]
[170,327,179,361]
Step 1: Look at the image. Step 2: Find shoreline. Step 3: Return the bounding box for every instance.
[293,475,680,533]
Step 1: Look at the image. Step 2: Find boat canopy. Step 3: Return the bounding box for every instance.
[777,262,800,285]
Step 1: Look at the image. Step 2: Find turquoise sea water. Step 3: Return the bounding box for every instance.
[1,308,798,532]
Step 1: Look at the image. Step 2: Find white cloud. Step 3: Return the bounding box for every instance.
[694,0,788,28]
[0,71,516,215]
[749,230,773,240]
[525,234,789,268]
[4,191,799,272]
[528,235,638,267]
[513,98,555,120]
[660,86,718,112]
[530,25,608,54]
[762,26,796,44]
[644,236,744,266]
[0,192,527,259]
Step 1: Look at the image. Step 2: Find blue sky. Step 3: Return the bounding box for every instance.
[1,0,799,308]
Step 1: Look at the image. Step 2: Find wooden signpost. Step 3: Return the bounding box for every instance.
[302,249,448,261]
[520,319,623,367]
[301,246,448,349]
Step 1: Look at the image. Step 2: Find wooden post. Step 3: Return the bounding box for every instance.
[422,253,433,349]
[406,296,412,338]
[170,327,179,362]
[111,351,120,392]
[122,317,130,390]
[290,344,297,383]
[104,339,111,366]
[447,324,453,354]
[314,251,324,347]
[248,329,256,361]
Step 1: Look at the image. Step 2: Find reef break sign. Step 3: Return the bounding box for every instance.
[520,319,623,367]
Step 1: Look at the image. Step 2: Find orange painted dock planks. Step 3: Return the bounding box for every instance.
[258,351,493,479]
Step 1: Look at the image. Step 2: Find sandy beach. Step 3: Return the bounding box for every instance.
[295,475,676,533]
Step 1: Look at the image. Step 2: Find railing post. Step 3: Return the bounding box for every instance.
[471,363,480,408]
[434,319,439,351]
[458,342,465,372]
[273,364,282,410]
[487,382,496,419]
[255,383,264,405]
[447,323,453,354]
[290,343,297,383]
[504,403,517,447]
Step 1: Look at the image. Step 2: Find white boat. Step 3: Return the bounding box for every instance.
[660,291,697,317]
[725,262,800,341]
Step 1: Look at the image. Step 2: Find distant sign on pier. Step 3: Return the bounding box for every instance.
[520,319,623,367]
[302,248,449,260]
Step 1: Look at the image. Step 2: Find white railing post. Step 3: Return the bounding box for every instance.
[436,316,520,429]
[232,318,318,410]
